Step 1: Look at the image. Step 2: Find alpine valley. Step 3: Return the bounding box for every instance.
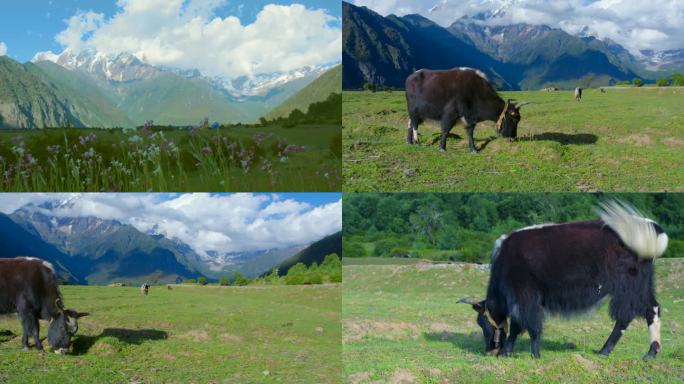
[0,200,342,285]
[0,48,340,129]
[342,1,684,90]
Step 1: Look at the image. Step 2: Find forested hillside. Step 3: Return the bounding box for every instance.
[343,193,684,262]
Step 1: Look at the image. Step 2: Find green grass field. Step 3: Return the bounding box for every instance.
[343,259,684,383]
[343,88,684,192]
[0,123,341,192]
[0,284,341,383]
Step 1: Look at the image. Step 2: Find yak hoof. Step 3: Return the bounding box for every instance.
[22,346,30,351]
[439,148,446,152]
[642,353,656,361]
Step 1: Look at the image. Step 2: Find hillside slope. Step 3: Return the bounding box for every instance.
[266,65,342,119]
[273,232,342,276]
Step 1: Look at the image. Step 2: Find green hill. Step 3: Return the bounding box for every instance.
[266,65,342,119]
[0,57,83,128]
[33,61,133,127]
[273,231,342,276]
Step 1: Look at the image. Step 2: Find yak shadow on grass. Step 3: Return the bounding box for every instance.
[0,330,17,343]
[428,133,497,151]
[72,328,168,355]
[527,132,598,145]
[424,331,577,356]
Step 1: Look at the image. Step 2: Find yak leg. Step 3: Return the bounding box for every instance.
[31,315,43,351]
[598,318,632,356]
[643,304,661,360]
[499,320,522,357]
[464,122,477,153]
[407,117,419,144]
[439,117,454,152]
[19,315,30,350]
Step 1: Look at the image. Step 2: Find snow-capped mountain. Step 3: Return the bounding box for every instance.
[637,49,684,72]
[208,65,333,99]
[33,49,335,99]
[34,49,161,83]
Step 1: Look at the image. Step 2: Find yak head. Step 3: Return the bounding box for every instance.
[48,298,89,355]
[459,298,503,355]
[497,100,529,139]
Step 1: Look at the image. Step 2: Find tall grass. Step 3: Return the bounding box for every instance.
[0,123,341,192]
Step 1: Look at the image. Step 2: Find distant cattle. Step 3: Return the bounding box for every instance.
[600,87,606,93]
[461,201,668,360]
[405,67,528,152]
[141,283,150,296]
[575,87,582,101]
[167,285,172,290]
[541,87,558,92]
[0,257,89,354]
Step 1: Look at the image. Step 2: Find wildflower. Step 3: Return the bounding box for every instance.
[128,135,143,143]
[84,148,95,158]
[202,146,212,155]
[190,126,201,136]
[279,156,288,163]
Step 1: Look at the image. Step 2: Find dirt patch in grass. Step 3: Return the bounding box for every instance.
[664,137,684,147]
[177,329,210,342]
[387,368,417,384]
[344,319,420,343]
[348,371,371,384]
[218,333,243,343]
[572,354,599,371]
[617,134,652,146]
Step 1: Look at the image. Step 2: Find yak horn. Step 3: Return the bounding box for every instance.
[515,102,531,108]
[55,298,65,311]
[457,297,481,305]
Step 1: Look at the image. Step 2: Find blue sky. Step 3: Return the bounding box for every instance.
[0,193,342,255]
[0,1,341,77]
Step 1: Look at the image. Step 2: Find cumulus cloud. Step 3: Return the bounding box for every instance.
[0,41,7,56]
[350,0,684,53]
[0,193,341,257]
[40,0,341,78]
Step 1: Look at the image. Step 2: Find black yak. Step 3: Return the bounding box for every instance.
[462,201,668,360]
[0,257,89,354]
[405,67,528,152]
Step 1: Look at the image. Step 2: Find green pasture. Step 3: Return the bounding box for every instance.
[0,284,341,383]
[343,259,684,383]
[343,88,684,192]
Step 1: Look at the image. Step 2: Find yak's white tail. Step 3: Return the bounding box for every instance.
[597,200,669,259]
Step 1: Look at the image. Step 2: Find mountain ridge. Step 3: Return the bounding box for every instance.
[343,2,648,90]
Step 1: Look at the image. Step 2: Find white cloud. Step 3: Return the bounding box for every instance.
[0,41,7,56]
[41,0,341,78]
[0,193,341,257]
[350,0,684,53]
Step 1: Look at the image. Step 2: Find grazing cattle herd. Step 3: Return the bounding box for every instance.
[405,67,528,152]
[461,200,668,360]
[0,257,89,354]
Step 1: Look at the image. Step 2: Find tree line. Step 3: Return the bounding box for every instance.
[343,194,684,262]
[182,253,342,286]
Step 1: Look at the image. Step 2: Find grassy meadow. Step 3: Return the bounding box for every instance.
[343,258,684,383]
[0,123,341,192]
[0,284,341,383]
[343,87,684,192]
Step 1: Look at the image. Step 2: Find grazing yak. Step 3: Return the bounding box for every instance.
[141,283,150,296]
[0,257,89,354]
[575,87,582,101]
[461,201,668,360]
[405,67,528,152]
